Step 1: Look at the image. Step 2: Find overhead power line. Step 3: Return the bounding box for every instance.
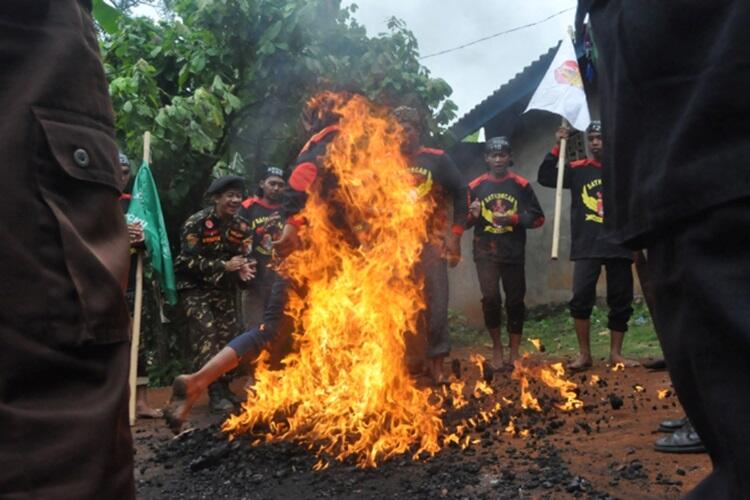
[419,6,576,60]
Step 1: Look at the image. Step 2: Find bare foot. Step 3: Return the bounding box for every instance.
[508,351,521,367]
[610,355,640,368]
[164,375,203,434]
[491,346,505,371]
[428,357,449,386]
[567,355,593,373]
[136,404,163,419]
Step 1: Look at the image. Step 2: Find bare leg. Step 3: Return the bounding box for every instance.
[488,327,504,369]
[428,354,448,385]
[135,384,162,418]
[568,318,593,371]
[164,347,240,434]
[508,332,522,365]
[609,330,640,366]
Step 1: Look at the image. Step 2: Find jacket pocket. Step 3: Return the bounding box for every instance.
[33,106,131,345]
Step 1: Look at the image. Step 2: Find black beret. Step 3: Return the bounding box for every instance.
[206,175,245,196]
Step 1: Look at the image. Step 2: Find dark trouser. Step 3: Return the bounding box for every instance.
[237,270,292,368]
[1,1,134,498]
[0,327,135,500]
[475,259,526,333]
[647,199,750,499]
[569,258,634,332]
[417,242,450,359]
[228,276,290,361]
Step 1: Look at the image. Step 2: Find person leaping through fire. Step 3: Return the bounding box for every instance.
[237,166,288,385]
[467,136,544,370]
[164,92,364,433]
[537,121,638,372]
[393,105,469,385]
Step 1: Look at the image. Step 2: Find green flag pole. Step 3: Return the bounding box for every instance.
[129,131,150,426]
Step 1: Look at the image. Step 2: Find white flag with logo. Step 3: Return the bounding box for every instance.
[524,37,591,131]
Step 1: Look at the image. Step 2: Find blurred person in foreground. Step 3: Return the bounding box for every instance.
[0,1,135,498]
[578,1,750,496]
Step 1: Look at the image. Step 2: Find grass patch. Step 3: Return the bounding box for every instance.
[450,298,662,361]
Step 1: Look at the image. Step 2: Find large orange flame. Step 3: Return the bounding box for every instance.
[223,93,442,468]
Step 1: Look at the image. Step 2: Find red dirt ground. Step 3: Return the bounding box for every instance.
[133,347,710,499]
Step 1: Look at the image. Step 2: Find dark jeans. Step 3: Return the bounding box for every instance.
[570,258,633,332]
[475,259,526,333]
[237,270,291,368]
[648,199,750,499]
[228,276,290,361]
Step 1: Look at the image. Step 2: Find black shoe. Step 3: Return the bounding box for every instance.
[658,416,688,433]
[208,382,234,414]
[654,421,706,453]
[643,358,667,370]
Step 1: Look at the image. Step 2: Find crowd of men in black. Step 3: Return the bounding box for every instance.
[2,1,748,499]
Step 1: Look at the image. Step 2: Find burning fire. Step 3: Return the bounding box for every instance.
[589,374,600,386]
[443,381,468,409]
[611,362,625,372]
[657,389,671,399]
[528,338,545,352]
[512,356,583,412]
[222,93,441,468]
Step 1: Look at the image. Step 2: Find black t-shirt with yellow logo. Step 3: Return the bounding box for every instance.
[538,147,631,261]
[239,197,283,281]
[468,171,545,263]
[174,207,254,291]
[407,147,469,242]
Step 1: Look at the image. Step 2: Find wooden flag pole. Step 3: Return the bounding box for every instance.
[128,132,151,426]
[551,118,569,260]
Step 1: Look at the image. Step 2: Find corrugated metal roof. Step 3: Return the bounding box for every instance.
[448,43,560,141]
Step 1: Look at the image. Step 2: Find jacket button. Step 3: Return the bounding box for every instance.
[73,148,90,167]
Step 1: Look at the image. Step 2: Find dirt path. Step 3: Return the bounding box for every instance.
[133,348,709,499]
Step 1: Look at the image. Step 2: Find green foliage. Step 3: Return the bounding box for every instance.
[100,0,457,243]
[98,1,457,380]
[92,0,123,34]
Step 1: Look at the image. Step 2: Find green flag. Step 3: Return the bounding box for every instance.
[126,161,178,305]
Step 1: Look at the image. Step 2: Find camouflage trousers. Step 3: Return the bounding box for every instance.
[182,288,240,370]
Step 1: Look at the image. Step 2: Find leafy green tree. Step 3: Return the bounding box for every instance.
[101,0,456,235]
[99,1,456,382]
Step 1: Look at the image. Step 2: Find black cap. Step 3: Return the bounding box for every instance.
[586,120,602,135]
[485,136,512,154]
[393,106,420,126]
[260,165,285,181]
[206,175,245,196]
[118,151,130,167]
